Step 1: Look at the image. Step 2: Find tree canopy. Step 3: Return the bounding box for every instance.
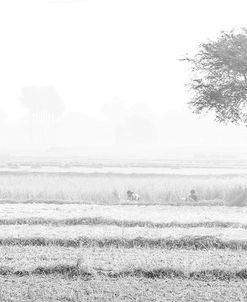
[20,86,65,117]
[184,28,247,125]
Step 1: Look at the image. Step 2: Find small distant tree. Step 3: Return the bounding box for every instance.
[20,86,65,142]
[184,28,247,125]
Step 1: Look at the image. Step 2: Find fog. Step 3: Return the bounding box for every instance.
[1,0,247,158]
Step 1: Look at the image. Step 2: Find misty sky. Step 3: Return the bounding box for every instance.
[1,0,247,156]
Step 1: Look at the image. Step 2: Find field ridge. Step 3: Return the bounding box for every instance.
[1,236,247,249]
[0,265,247,281]
[1,217,246,229]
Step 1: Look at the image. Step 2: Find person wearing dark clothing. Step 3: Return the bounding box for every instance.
[188,189,198,202]
[127,190,140,201]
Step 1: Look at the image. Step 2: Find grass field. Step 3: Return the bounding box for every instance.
[2,276,247,302]
[0,201,247,301]
[0,173,246,204]
[2,247,247,272]
[0,203,246,223]
[0,169,247,301]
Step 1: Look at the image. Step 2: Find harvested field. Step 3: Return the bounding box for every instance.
[1,276,247,302]
[0,204,247,224]
[0,247,247,272]
[0,224,247,242]
[1,174,247,300]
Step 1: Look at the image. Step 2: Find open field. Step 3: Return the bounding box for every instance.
[0,173,246,204]
[1,247,247,272]
[0,204,247,223]
[1,276,247,302]
[1,164,247,301]
[1,202,247,300]
[2,224,247,242]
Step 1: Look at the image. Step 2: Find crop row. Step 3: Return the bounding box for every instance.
[0,216,246,229]
[1,265,247,281]
[0,236,247,249]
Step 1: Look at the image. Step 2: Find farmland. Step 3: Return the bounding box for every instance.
[1,202,247,301]
[0,172,246,204]
[0,160,247,301]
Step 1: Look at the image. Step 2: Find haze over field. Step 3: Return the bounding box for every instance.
[1,0,247,158]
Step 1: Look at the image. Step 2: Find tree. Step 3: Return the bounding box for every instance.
[20,86,65,142]
[184,28,247,125]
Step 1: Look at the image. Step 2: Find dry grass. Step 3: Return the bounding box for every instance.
[1,265,247,281]
[1,235,247,250]
[0,225,247,242]
[0,276,247,302]
[0,173,245,204]
[0,247,247,272]
[1,246,247,282]
[0,216,244,228]
[0,174,246,302]
[0,204,246,224]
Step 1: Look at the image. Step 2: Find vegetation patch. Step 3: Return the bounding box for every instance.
[1,236,247,249]
[0,265,247,281]
[0,199,225,206]
[0,217,246,229]
[0,173,245,205]
[109,268,186,279]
